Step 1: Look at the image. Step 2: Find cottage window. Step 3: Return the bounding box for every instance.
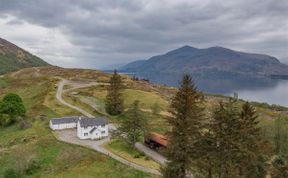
[101,131,105,134]
[84,133,88,136]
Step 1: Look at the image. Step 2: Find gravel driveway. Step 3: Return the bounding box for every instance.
[55,129,161,176]
[54,79,161,176]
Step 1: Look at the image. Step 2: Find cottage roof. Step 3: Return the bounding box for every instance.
[79,117,108,128]
[50,116,108,127]
[50,117,78,125]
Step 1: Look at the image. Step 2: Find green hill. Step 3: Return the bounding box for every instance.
[0,38,49,74]
[0,66,287,177]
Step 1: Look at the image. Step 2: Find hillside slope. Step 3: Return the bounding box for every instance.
[0,66,287,177]
[0,38,49,74]
[120,46,288,78]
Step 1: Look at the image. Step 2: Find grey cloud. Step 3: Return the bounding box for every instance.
[0,0,287,68]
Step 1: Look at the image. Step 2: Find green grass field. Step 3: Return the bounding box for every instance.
[1,67,288,178]
[0,75,158,178]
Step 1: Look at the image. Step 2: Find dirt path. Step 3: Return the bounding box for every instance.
[135,143,167,165]
[55,78,161,176]
[56,79,94,118]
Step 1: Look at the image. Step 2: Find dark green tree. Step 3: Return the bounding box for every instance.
[162,74,205,178]
[118,100,148,147]
[210,100,240,178]
[0,93,26,126]
[238,102,270,178]
[105,70,124,115]
[198,100,271,178]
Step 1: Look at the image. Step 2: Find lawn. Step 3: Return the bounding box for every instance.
[73,87,169,113]
[104,139,160,170]
[0,123,158,178]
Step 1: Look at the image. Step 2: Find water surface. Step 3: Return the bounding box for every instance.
[121,71,288,107]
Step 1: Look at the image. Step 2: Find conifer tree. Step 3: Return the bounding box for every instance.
[198,100,271,178]
[118,100,148,147]
[210,99,240,178]
[238,102,270,178]
[162,74,205,178]
[105,70,124,115]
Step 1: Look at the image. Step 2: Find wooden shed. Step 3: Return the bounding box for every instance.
[145,132,169,150]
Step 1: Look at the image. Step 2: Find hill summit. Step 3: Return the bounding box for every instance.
[120,45,288,78]
[0,38,49,74]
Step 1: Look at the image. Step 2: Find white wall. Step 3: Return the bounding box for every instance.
[50,120,109,140]
[77,122,109,140]
[50,120,77,130]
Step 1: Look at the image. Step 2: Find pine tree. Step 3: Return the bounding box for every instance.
[199,100,271,178]
[105,70,124,115]
[238,102,270,178]
[210,100,241,178]
[162,74,205,178]
[118,100,148,147]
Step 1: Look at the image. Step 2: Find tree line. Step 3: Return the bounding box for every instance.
[105,71,288,178]
[105,70,148,147]
[163,74,288,178]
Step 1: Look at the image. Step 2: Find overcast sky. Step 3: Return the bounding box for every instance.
[0,0,287,69]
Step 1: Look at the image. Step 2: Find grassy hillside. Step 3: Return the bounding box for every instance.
[1,66,288,177]
[0,38,49,74]
[0,67,158,178]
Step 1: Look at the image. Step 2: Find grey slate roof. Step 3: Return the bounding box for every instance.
[79,117,108,128]
[50,117,78,125]
[50,116,108,127]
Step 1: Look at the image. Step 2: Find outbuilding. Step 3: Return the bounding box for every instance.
[49,116,109,140]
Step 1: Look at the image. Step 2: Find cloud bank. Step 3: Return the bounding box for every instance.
[0,0,287,68]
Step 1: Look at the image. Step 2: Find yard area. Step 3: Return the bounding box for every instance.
[104,139,161,170]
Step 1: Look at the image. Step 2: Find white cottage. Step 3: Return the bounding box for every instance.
[49,116,109,140]
[77,117,108,140]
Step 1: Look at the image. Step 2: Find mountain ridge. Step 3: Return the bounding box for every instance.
[120,45,288,78]
[0,37,50,74]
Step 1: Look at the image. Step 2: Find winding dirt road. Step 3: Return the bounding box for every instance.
[55,78,161,176]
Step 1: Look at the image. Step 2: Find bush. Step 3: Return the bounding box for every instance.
[133,151,145,158]
[4,168,21,178]
[145,156,150,160]
[18,119,32,130]
[25,159,40,175]
[0,114,11,127]
[0,93,26,127]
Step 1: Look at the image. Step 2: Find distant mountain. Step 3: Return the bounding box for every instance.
[0,38,49,74]
[120,45,288,79]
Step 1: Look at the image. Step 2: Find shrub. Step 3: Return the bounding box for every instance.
[18,119,32,130]
[25,159,40,175]
[4,168,21,178]
[133,151,145,158]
